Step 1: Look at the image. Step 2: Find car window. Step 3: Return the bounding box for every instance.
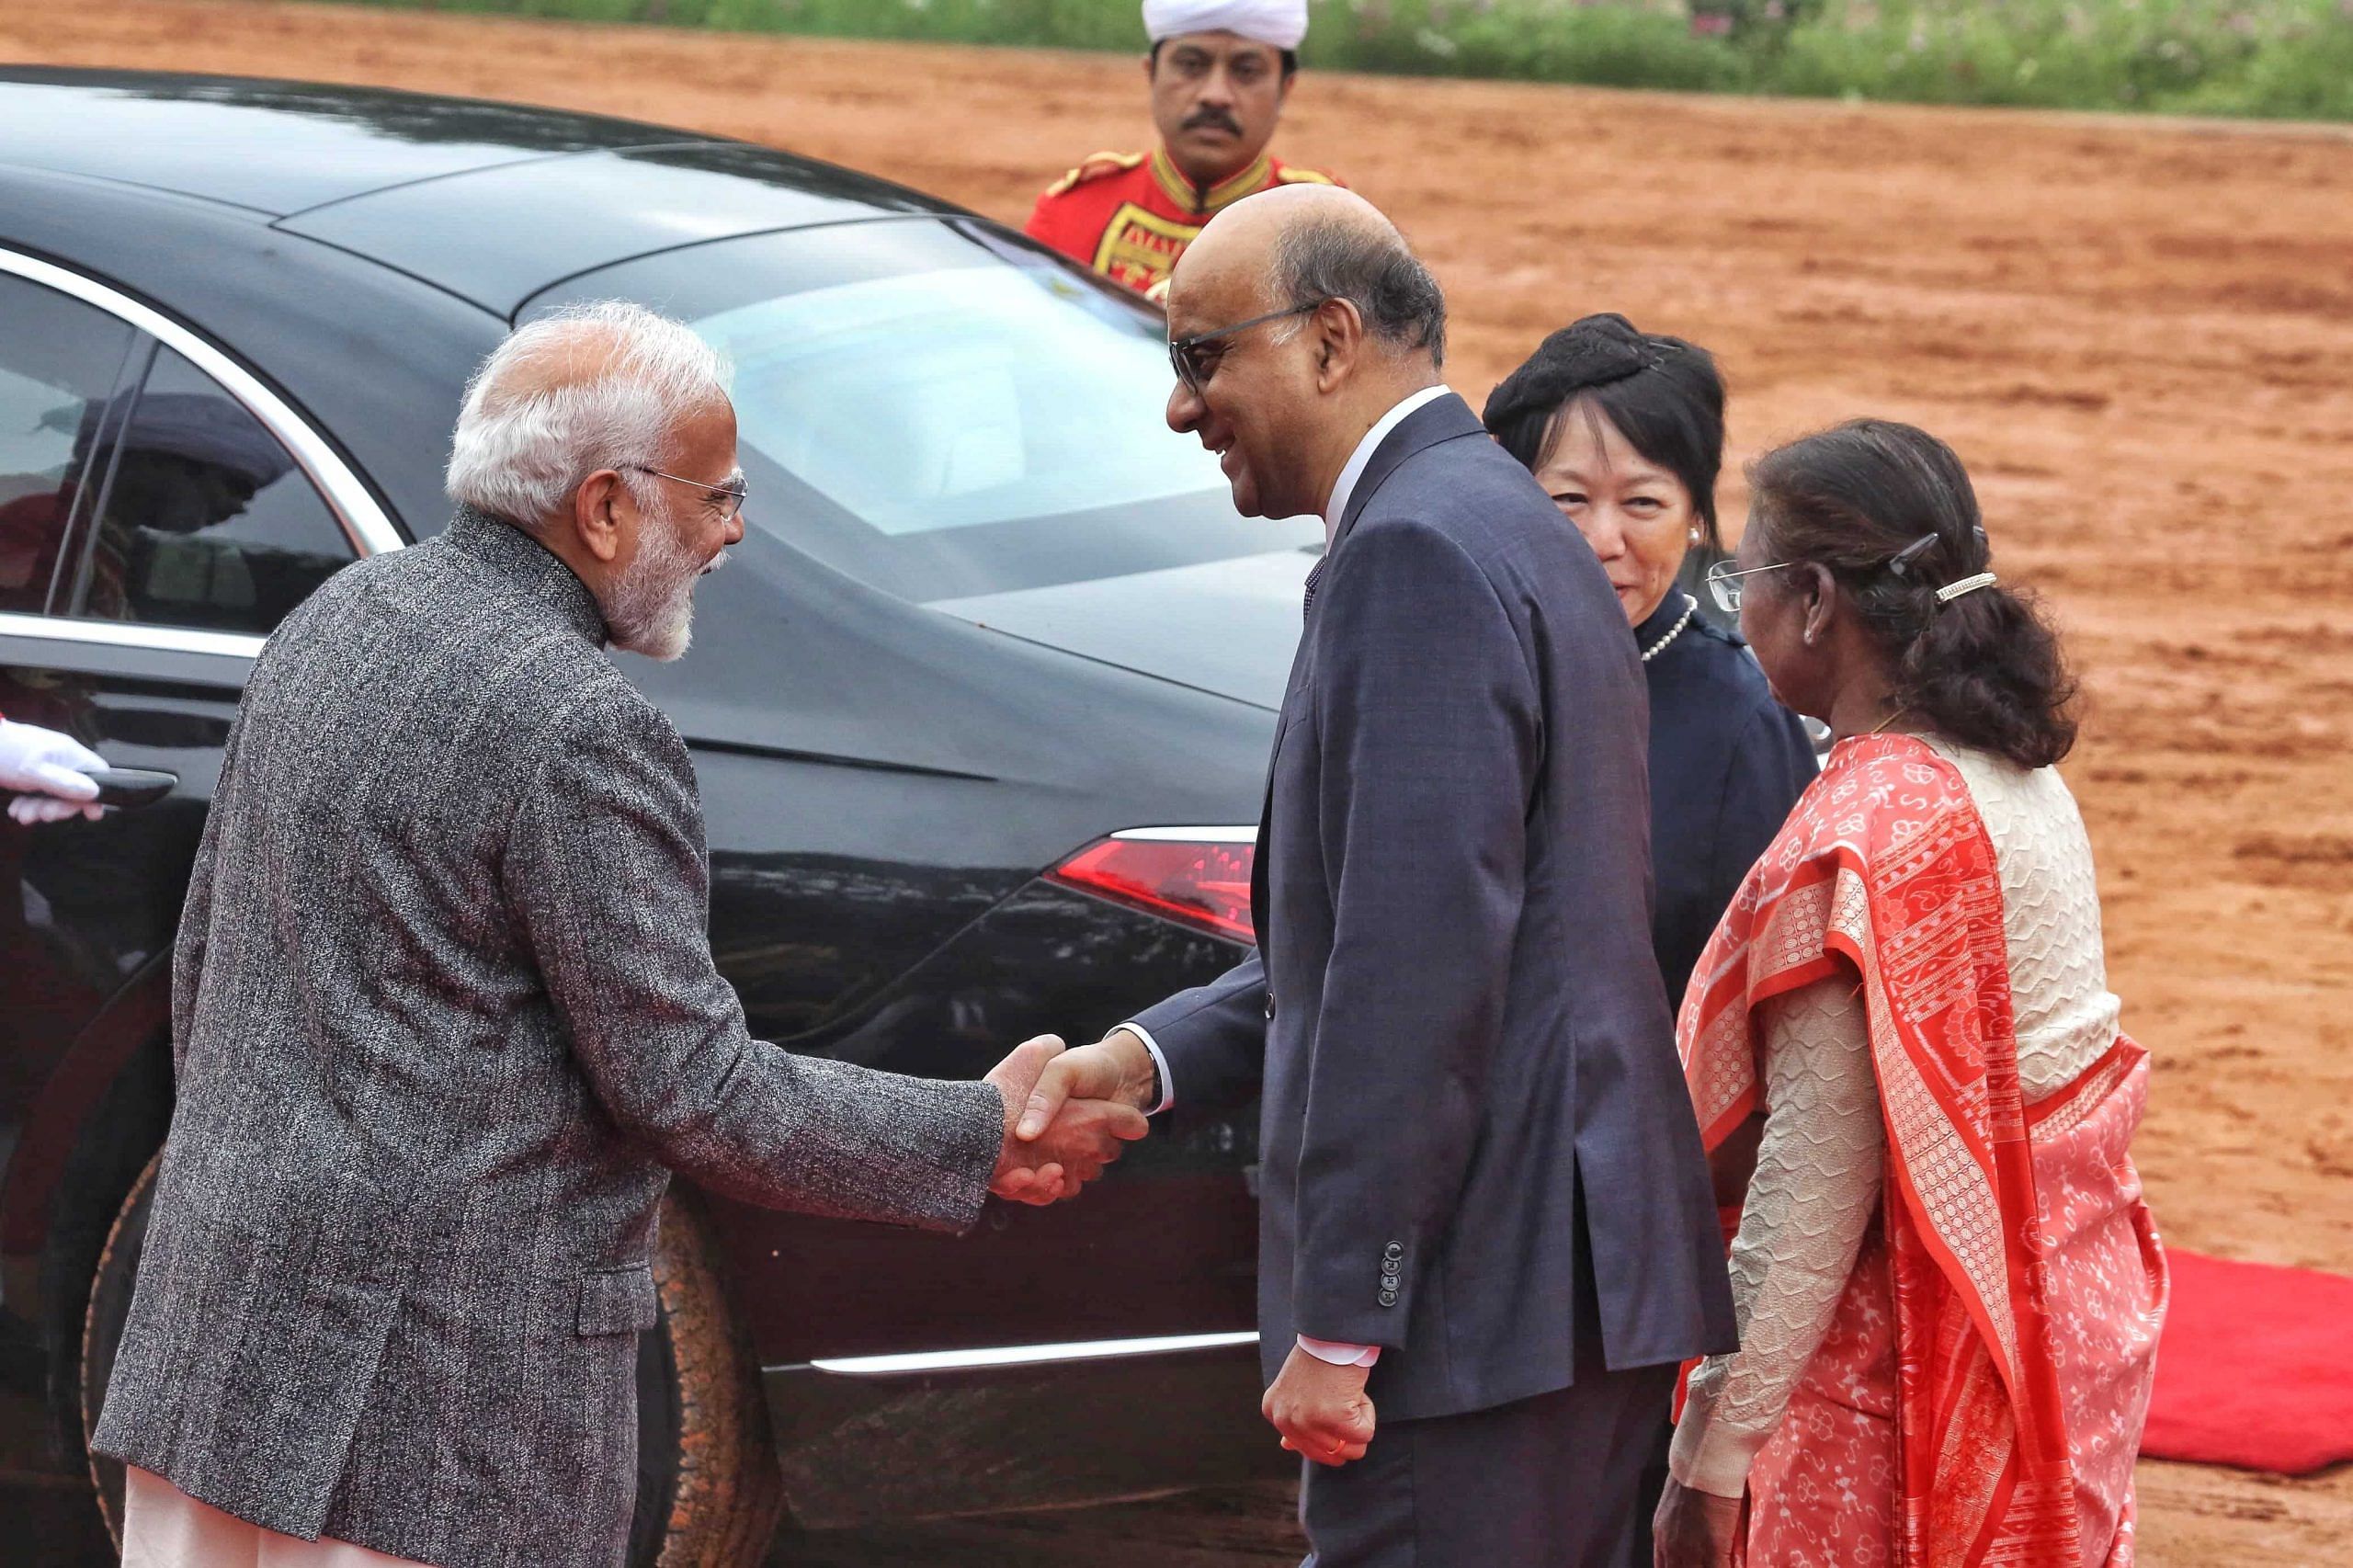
[704,265,1220,539]
[529,222,1319,605]
[0,272,140,616]
[68,347,358,636]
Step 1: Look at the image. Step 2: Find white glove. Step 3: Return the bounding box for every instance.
[0,719,107,824]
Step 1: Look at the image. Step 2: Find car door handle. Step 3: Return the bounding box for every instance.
[89,767,179,808]
[7,767,181,810]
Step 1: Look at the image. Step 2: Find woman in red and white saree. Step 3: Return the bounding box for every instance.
[1654,420,2166,1568]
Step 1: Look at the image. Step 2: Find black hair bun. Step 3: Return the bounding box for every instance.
[1481,312,1658,429]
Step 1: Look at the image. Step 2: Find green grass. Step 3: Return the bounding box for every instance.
[303,0,2353,120]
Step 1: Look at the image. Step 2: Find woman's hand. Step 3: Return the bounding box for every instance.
[1707,1109,1766,1209]
[1654,1477,1743,1568]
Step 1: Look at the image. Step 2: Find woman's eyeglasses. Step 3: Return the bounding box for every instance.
[626,464,748,524]
[1706,530,1950,611]
[1168,301,1324,399]
[1703,558,1793,614]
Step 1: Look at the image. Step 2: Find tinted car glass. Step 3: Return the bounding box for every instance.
[0,272,140,616]
[529,221,1319,605]
[68,347,357,635]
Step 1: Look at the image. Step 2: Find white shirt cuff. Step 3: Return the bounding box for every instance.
[1115,1021,1176,1115]
[1296,1335,1381,1368]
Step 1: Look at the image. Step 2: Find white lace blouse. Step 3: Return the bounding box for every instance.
[1669,739,2122,1497]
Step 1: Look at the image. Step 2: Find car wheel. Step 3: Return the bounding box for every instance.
[80,1159,785,1566]
[76,1148,156,1548]
[630,1188,789,1567]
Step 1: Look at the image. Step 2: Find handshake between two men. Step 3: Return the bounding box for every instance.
[980,1028,1161,1205]
[984,1026,1379,1472]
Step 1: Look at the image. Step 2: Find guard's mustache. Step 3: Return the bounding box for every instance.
[1182,108,1243,136]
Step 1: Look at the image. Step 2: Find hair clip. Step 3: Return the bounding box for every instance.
[1936,573,1997,604]
[1885,533,1939,580]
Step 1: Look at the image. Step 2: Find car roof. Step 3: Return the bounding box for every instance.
[0,69,966,316]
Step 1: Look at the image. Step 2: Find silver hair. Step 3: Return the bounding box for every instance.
[444,300,733,526]
[1269,213,1448,369]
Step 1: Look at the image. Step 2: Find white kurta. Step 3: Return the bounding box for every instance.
[122,1467,432,1568]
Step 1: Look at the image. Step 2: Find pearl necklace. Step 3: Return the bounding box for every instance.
[1641,595,1698,664]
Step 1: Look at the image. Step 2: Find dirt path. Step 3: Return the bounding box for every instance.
[6,4,2350,1561]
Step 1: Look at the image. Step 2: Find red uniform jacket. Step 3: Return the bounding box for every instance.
[1023,146,1340,300]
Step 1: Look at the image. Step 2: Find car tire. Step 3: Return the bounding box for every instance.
[630,1188,790,1567]
[75,1148,156,1548]
[80,1156,786,1567]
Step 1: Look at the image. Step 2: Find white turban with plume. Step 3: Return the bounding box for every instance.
[1142,0,1310,50]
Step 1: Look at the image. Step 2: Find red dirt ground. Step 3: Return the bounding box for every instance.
[6,4,2350,1561]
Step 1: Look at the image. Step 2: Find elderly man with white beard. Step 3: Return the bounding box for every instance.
[89,301,1145,1568]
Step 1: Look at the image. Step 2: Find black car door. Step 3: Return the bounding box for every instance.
[0,267,149,1096]
[0,255,395,1502]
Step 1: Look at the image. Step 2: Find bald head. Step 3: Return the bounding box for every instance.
[1163,187,1448,521]
[480,314,672,408]
[1176,183,1385,286]
[1172,184,1445,370]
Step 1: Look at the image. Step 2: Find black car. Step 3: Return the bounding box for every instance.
[0,68,1317,1564]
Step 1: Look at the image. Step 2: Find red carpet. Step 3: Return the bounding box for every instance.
[2142,1247,2353,1475]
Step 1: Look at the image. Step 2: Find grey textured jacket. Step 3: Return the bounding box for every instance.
[90,507,1003,1567]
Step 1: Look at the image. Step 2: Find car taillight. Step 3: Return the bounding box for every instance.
[1046,828,1256,946]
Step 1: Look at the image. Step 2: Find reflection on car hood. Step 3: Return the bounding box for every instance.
[930,548,1318,711]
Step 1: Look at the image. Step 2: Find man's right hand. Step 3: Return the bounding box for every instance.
[1014,1028,1160,1142]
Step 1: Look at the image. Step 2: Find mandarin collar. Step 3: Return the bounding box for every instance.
[444,505,608,647]
[1150,145,1273,216]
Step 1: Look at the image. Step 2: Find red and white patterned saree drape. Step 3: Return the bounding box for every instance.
[1679,736,2165,1568]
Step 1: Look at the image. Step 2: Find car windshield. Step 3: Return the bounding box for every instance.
[527,220,1318,604]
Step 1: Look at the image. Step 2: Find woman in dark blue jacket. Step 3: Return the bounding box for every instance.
[1485,313,1816,1010]
[1485,313,1815,1566]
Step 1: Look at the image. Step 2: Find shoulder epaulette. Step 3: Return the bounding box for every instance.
[1044,150,1146,199]
[1275,165,1341,187]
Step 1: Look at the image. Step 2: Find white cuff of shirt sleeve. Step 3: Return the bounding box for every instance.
[1114,1021,1176,1116]
[1296,1335,1381,1368]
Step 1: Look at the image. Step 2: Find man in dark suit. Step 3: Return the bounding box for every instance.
[1017,187,1736,1565]
[92,302,1142,1568]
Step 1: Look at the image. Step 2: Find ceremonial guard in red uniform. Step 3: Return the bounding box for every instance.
[1028,146,1336,300]
[1024,1,1339,301]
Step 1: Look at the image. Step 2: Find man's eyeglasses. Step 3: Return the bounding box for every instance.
[1168,301,1324,399]
[626,465,748,523]
[1703,558,1794,614]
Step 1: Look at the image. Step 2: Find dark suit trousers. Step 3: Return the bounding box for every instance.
[1300,1239,1679,1568]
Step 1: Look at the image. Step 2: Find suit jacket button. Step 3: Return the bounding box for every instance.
[1378,1290,1399,1307]
[1383,1242,1404,1258]
[1264,996,1277,1020]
